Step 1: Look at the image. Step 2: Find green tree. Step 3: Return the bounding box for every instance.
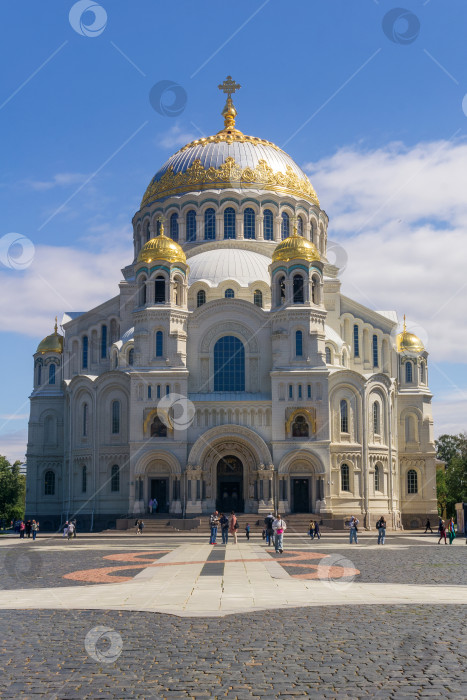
[0,456,26,523]
[435,433,467,518]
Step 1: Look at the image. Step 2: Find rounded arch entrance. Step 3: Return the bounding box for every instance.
[187,426,273,514]
[279,450,326,514]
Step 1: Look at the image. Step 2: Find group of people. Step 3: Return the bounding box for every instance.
[16,519,39,540]
[347,515,386,545]
[135,519,145,535]
[209,511,287,553]
[436,517,456,544]
[62,520,77,540]
[148,498,158,514]
[308,520,321,540]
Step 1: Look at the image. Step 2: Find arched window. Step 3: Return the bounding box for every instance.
[82,335,88,369]
[81,465,87,493]
[311,277,318,304]
[37,363,42,386]
[374,464,381,492]
[156,385,161,399]
[373,334,378,367]
[140,277,147,305]
[197,289,206,307]
[169,213,179,241]
[156,331,163,357]
[49,363,56,385]
[325,347,331,364]
[111,465,120,492]
[214,335,245,391]
[253,290,263,307]
[225,288,235,299]
[155,276,165,303]
[405,361,413,383]
[373,401,380,434]
[281,212,290,239]
[128,348,134,366]
[341,464,350,491]
[82,403,88,437]
[296,215,304,236]
[279,276,286,305]
[44,470,55,496]
[204,208,216,240]
[244,208,255,239]
[292,415,309,437]
[224,207,236,239]
[151,415,167,437]
[420,361,426,384]
[295,330,303,356]
[353,325,359,358]
[145,221,151,242]
[186,209,196,241]
[340,399,349,433]
[263,209,274,240]
[407,469,418,494]
[147,385,152,399]
[293,274,304,303]
[111,400,120,434]
[100,325,107,359]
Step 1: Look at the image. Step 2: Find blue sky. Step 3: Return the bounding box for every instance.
[1,0,467,461]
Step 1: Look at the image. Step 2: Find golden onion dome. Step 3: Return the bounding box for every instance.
[37,319,63,354]
[137,225,186,264]
[272,229,320,263]
[396,316,424,353]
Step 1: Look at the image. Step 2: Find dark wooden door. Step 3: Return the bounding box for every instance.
[292,478,310,513]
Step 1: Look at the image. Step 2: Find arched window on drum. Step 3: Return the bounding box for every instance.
[243,208,255,239]
[263,209,274,240]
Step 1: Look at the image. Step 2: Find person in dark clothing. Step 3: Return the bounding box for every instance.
[220,513,229,544]
[264,513,274,546]
[424,518,433,533]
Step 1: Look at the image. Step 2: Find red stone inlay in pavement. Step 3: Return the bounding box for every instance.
[63,549,360,584]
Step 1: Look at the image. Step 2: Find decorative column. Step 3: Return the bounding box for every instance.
[171,476,182,514]
[257,215,264,241]
[185,465,202,513]
[274,216,282,242]
[278,475,289,514]
[237,217,244,240]
[196,215,203,242]
[216,214,223,241]
[178,219,186,243]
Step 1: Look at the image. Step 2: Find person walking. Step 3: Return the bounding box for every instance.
[273,514,286,554]
[424,518,433,533]
[209,510,219,545]
[438,519,447,544]
[349,516,359,544]
[448,518,456,545]
[314,520,321,540]
[219,513,229,544]
[309,519,315,540]
[153,498,158,513]
[148,498,153,514]
[25,520,32,538]
[67,521,75,540]
[19,521,25,539]
[229,511,238,544]
[137,519,144,535]
[63,521,69,538]
[245,523,250,541]
[376,516,386,545]
[31,520,38,541]
[264,513,274,546]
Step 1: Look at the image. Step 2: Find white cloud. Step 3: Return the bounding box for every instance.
[24,173,88,191]
[0,428,27,464]
[157,123,197,150]
[0,238,133,337]
[304,139,467,362]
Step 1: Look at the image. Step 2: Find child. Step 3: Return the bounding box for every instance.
[245,523,250,540]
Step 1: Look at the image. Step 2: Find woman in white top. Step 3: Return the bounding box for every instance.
[272,514,287,554]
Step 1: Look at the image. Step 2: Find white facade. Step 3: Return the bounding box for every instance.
[26,114,438,530]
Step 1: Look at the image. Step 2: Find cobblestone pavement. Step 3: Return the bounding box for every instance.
[1,606,465,699]
[1,536,465,589]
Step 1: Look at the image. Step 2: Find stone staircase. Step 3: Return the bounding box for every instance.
[115,513,330,534]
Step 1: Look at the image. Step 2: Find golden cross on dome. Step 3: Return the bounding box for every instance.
[54,316,58,334]
[403,314,407,332]
[218,75,241,98]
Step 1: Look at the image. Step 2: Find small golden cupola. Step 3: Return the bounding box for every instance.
[272,227,321,263]
[137,222,186,264]
[396,316,424,353]
[36,318,63,354]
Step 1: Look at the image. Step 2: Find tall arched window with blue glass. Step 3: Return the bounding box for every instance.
[295,330,303,356]
[224,207,236,239]
[214,336,245,391]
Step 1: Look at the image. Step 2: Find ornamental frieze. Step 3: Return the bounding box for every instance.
[141,157,320,208]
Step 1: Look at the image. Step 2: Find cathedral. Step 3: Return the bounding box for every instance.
[26,78,438,531]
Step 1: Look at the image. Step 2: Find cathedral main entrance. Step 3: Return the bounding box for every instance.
[216,455,243,513]
[292,477,310,513]
[150,478,169,513]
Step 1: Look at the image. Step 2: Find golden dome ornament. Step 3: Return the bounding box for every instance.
[272,224,321,263]
[37,317,63,354]
[137,221,186,264]
[396,315,424,353]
